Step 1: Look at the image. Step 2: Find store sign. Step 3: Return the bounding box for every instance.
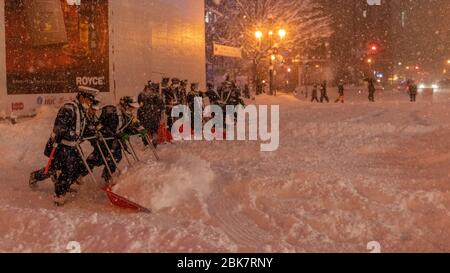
[367,0,381,5]
[11,102,25,111]
[213,43,242,58]
[5,0,110,95]
[66,0,81,5]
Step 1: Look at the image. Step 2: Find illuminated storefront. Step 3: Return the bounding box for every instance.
[0,0,206,117]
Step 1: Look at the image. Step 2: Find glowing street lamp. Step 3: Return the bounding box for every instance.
[447,59,450,64]
[278,29,286,39]
[254,28,287,96]
[287,68,292,73]
[255,30,263,40]
[367,58,373,64]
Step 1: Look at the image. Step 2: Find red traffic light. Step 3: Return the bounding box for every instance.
[371,45,378,51]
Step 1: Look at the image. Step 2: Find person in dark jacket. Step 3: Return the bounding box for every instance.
[85,96,147,185]
[162,77,178,130]
[179,80,188,105]
[227,83,245,106]
[408,80,418,102]
[29,86,100,206]
[367,78,376,102]
[138,83,165,147]
[243,84,251,99]
[205,83,221,106]
[335,80,345,103]
[320,81,329,103]
[311,84,319,102]
[85,104,122,185]
[187,83,204,130]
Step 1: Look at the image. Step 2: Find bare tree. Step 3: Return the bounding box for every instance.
[206,0,332,93]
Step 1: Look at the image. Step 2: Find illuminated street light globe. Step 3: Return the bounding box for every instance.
[255,30,263,39]
[278,29,286,39]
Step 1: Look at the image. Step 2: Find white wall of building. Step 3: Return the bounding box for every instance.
[110,0,206,101]
[0,0,6,118]
[0,0,206,117]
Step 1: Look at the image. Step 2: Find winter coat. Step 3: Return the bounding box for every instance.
[52,101,87,144]
[320,84,328,95]
[409,84,418,95]
[163,87,177,107]
[138,91,165,133]
[338,84,344,96]
[205,89,221,105]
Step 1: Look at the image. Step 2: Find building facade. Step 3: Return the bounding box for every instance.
[0,0,206,117]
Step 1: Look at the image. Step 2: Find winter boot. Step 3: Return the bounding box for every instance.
[53,194,67,207]
[29,173,38,189]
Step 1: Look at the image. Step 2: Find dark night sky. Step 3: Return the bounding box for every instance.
[320,0,450,79]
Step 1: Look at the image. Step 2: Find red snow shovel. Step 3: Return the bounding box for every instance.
[102,186,152,213]
[44,146,57,175]
[158,123,173,144]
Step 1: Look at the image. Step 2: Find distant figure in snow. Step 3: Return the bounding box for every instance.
[320,80,329,103]
[366,78,376,102]
[407,80,418,102]
[311,84,319,102]
[335,80,345,103]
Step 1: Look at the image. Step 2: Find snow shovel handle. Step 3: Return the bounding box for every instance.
[76,144,98,185]
[95,141,114,180]
[98,132,121,173]
[144,134,160,161]
[44,145,58,175]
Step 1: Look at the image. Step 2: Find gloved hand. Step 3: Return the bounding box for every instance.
[120,132,132,141]
[138,128,148,138]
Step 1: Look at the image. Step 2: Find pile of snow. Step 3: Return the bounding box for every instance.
[114,153,214,211]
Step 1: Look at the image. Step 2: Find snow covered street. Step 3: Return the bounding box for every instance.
[1,88,450,252]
